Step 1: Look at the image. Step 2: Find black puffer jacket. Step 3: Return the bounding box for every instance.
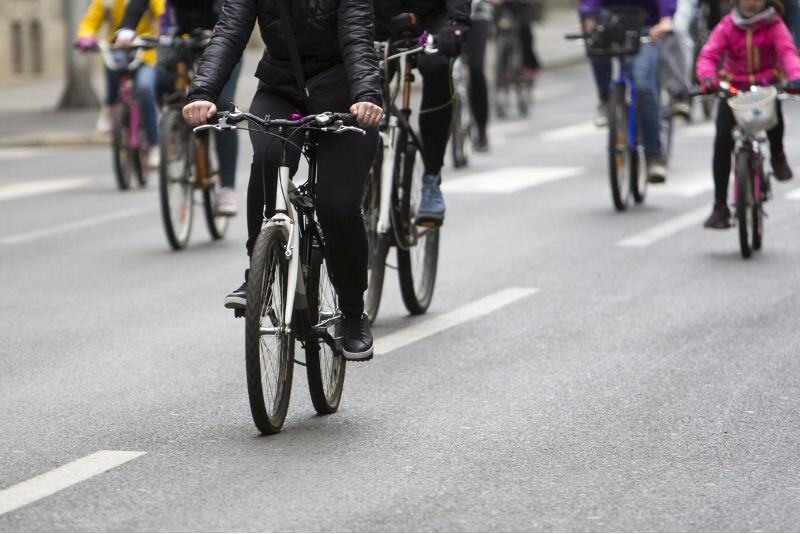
[122,0,224,35]
[187,0,382,107]
[373,0,471,34]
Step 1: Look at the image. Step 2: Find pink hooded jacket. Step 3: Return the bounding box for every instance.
[696,9,800,89]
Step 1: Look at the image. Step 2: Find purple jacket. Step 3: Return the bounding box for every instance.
[579,0,676,26]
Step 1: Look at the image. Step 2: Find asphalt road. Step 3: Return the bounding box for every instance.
[3,63,800,531]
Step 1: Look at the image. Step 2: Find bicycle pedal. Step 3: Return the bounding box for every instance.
[233,308,245,319]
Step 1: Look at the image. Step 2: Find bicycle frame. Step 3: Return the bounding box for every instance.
[615,56,638,154]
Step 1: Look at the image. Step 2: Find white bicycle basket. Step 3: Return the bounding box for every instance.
[728,86,778,133]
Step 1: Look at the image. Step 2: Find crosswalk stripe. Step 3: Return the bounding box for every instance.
[617,206,708,248]
[0,178,92,202]
[442,166,585,194]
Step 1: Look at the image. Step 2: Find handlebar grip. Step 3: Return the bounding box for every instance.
[331,113,358,126]
[564,32,587,40]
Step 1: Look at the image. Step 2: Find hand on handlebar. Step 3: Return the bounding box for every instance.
[436,23,467,58]
[183,100,218,127]
[350,102,383,128]
[700,78,720,95]
[75,36,97,52]
[648,17,673,42]
[786,79,800,95]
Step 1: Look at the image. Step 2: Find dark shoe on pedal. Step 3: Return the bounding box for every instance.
[415,173,445,226]
[224,269,248,310]
[647,154,668,184]
[772,152,793,182]
[342,313,374,361]
[703,203,731,229]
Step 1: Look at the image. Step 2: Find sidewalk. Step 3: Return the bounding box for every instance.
[0,7,586,149]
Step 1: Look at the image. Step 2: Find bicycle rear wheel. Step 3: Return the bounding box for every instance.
[158,108,195,250]
[199,133,229,240]
[305,247,346,415]
[396,144,439,315]
[112,104,133,191]
[363,148,389,323]
[450,59,470,169]
[132,144,149,188]
[735,150,754,259]
[631,142,648,204]
[608,83,633,211]
[246,226,294,434]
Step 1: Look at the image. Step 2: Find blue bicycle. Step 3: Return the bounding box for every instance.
[568,7,657,211]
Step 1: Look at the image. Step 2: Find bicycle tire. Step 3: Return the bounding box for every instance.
[450,82,470,168]
[397,143,439,315]
[631,144,648,204]
[246,226,294,434]
[608,83,632,211]
[132,146,149,188]
[158,108,194,250]
[363,148,389,323]
[305,247,346,415]
[112,104,133,191]
[200,134,229,240]
[735,150,754,259]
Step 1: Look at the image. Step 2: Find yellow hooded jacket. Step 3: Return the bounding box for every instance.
[77,0,165,66]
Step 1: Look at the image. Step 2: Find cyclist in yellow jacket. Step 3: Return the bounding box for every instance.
[76,0,164,163]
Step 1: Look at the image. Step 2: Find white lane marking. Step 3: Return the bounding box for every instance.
[539,121,599,142]
[680,122,716,138]
[617,206,708,247]
[659,173,713,197]
[0,178,92,201]
[0,450,146,516]
[0,148,58,161]
[442,166,585,194]
[785,187,800,200]
[376,287,539,356]
[0,207,152,246]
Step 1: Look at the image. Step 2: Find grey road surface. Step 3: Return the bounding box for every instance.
[3,64,800,532]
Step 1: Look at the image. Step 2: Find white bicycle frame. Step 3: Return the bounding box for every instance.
[264,164,306,333]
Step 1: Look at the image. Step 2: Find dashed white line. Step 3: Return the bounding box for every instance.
[442,166,585,194]
[0,450,146,516]
[376,287,539,356]
[617,206,708,247]
[0,178,92,201]
[539,121,600,142]
[0,207,152,246]
[785,187,800,200]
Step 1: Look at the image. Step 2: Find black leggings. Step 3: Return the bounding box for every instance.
[246,85,379,316]
[713,98,785,205]
[467,19,490,135]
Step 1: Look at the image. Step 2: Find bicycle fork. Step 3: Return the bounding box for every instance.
[377,116,399,235]
[265,164,305,331]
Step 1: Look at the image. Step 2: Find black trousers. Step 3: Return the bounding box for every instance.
[246,83,379,316]
[713,98,784,205]
[466,18,490,134]
[377,11,453,176]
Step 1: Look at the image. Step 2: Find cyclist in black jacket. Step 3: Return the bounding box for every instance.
[182,0,384,359]
[373,0,470,226]
[119,0,243,216]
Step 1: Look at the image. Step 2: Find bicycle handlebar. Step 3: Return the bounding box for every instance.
[193,109,365,136]
[378,32,439,67]
[685,81,800,101]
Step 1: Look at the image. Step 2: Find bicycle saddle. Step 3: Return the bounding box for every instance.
[389,13,421,41]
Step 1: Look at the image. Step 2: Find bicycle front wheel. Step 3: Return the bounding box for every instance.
[158,108,195,250]
[305,247,346,415]
[396,144,439,315]
[450,58,470,169]
[246,226,294,434]
[199,134,229,240]
[608,83,632,211]
[363,149,389,323]
[735,150,754,259]
[112,104,133,191]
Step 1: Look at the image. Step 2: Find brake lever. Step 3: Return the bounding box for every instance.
[328,124,366,136]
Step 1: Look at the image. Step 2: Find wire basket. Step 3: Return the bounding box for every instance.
[729,86,778,133]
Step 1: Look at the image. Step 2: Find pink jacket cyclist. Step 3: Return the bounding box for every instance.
[696,5,800,89]
[695,0,800,230]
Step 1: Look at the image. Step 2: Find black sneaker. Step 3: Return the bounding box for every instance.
[703,203,731,229]
[772,152,793,182]
[342,313,374,361]
[224,269,248,309]
[474,129,489,153]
